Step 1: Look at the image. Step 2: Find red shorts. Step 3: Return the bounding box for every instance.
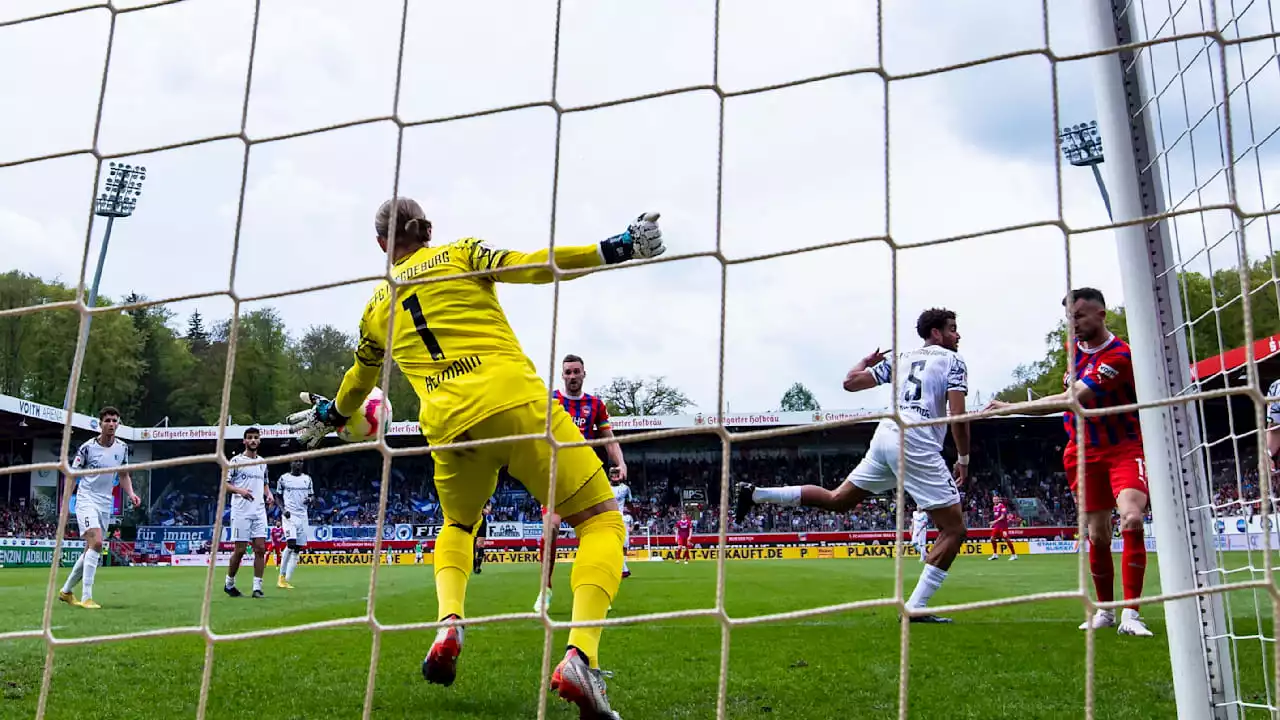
[1063,442,1149,513]
[676,536,691,548]
[990,525,1009,537]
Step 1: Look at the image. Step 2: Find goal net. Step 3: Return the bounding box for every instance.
[0,1,1278,719]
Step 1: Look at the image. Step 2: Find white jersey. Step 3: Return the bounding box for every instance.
[1268,379,1280,426]
[869,344,968,452]
[71,437,129,510]
[911,510,929,535]
[227,454,269,516]
[275,472,314,516]
[611,482,631,507]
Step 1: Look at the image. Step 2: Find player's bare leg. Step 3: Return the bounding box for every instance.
[534,511,559,612]
[251,537,267,597]
[224,541,247,597]
[60,526,102,608]
[906,503,967,623]
[734,478,870,523]
[1114,488,1152,636]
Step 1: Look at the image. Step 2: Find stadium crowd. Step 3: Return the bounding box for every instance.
[144,448,1087,533]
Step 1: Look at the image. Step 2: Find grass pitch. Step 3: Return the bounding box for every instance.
[0,553,1274,719]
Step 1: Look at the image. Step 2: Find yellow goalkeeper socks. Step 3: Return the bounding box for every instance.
[567,511,625,669]
[434,521,473,621]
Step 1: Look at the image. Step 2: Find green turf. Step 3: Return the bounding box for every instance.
[0,553,1275,719]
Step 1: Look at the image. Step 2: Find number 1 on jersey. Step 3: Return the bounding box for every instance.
[401,295,445,361]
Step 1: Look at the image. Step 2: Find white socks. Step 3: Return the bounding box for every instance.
[63,553,86,594]
[284,550,299,580]
[280,549,295,580]
[906,564,948,610]
[252,576,263,592]
[753,486,802,506]
[81,550,100,600]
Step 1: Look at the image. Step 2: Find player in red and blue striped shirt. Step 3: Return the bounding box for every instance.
[533,354,627,612]
[988,288,1151,636]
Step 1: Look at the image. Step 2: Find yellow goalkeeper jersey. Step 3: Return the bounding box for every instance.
[334,237,605,444]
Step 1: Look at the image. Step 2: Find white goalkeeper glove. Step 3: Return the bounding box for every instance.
[285,391,348,449]
[600,212,665,264]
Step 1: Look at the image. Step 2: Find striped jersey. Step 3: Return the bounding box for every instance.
[1063,334,1142,454]
[553,390,611,440]
[1267,379,1280,426]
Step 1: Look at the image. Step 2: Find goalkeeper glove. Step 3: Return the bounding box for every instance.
[285,392,348,449]
[599,212,665,264]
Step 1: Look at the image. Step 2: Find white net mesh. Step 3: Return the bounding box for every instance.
[2,1,1280,718]
[1124,0,1280,716]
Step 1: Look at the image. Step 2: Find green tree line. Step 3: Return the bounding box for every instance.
[0,271,696,426]
[0,270,421,427]
[996,254,1280,400]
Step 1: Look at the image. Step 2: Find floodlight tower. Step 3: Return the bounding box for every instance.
[65,162,147,411]
[1058,120,1113,220]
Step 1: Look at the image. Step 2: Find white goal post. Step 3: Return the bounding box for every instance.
[1086,1,1242,718]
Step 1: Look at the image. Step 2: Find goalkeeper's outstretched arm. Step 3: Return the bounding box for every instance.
[469,212,666,285]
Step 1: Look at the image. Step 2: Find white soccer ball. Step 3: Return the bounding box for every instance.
[337,387,393,443]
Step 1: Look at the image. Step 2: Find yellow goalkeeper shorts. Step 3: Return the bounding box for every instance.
[431,400,613,527]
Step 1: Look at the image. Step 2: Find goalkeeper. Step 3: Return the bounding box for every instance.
[287,197,664,719]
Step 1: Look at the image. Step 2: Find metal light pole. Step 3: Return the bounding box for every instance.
[1058,120,1114,221]
[65,162,147,412]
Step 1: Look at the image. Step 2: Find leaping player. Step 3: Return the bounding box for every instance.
[534,354,627,612]
[987,287,1152,636]
[736,308,972,623]
[59,406,140,609]
[910,507,930,563]
[285,198,663,718]
[988,495,1018,561]
[276,459,314,588]
[674,512,693,564]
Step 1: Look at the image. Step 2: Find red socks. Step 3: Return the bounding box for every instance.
[1121,528,1146,609]
[1088,537,1115,603]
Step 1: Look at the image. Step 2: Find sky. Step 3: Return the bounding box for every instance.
[1,0,1278,417]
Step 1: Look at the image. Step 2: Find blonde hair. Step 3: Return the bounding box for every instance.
[374,197,431,245]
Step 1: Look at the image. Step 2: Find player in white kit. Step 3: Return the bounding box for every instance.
[224,428,274,598]
[275,459,313,589]
[911,508,930,563]
[59,407,140,609]
[1266,379,1280,472]
[610,469,633,578]
[735,308,972,623]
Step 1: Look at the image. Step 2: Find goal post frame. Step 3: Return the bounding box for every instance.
[1084,1,1239,718]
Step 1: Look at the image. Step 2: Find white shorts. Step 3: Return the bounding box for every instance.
[231,512,268,542]
[75,504,110,537]
[846,425,960,511]
[283,513,310,546]
[912,529,927,546]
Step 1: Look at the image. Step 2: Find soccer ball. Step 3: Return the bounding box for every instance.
[337,387,393,443]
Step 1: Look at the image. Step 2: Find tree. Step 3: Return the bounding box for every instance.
[596,376,693,416]
[186,310,211,356]
[292,324,355,395]
[778,382,820,411]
